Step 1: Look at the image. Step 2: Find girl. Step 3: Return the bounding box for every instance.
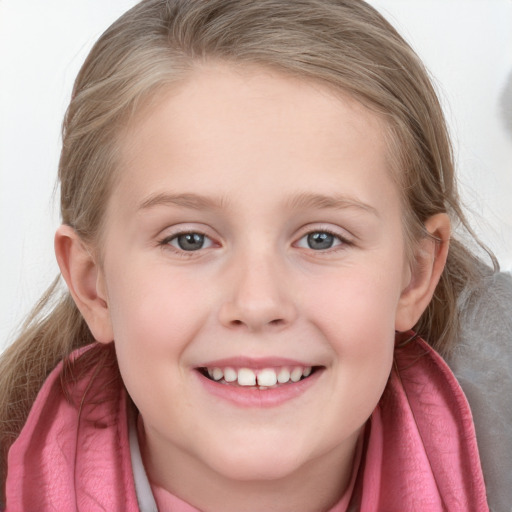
[0,0,507,510]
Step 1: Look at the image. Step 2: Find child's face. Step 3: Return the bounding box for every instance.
[98,65,412,485]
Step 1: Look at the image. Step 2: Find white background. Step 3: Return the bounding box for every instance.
[1,0,511,351]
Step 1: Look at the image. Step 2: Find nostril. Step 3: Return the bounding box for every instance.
[229,318,285,328]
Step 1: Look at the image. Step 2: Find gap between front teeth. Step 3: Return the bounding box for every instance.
[206,366,312,387]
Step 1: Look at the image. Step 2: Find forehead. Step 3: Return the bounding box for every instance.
[113,63,398,216]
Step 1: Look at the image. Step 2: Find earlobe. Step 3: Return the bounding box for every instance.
[395,213,450,332]
[54,225,114,344]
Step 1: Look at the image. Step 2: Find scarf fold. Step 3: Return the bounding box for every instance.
[5,338,488,511]
[357,338,488,511]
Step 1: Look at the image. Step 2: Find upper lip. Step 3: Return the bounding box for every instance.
[196,356,320,370]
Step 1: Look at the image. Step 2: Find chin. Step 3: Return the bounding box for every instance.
[205,444,308,483]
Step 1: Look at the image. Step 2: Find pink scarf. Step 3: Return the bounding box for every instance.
[5,337,488,511]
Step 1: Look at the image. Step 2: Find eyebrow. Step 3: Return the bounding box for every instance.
[138,192,228,211]
[286,192,379,217]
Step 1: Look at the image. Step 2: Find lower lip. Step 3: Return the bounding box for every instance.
[195,369,323,408]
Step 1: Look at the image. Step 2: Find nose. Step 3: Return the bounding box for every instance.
[218,249,298,332]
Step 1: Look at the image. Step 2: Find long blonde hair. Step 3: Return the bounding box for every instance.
[0,0,497,498]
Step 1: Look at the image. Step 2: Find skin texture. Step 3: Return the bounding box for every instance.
[55,64,450,512]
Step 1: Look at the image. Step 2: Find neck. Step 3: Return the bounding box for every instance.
[139,420,362,512]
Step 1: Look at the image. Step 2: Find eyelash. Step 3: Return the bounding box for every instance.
[294,228,352,252]
[158,231,215,257]
[158,227,353,256]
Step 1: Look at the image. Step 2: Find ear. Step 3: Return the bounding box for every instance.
[54,225,114,344]
[395,213,450,332]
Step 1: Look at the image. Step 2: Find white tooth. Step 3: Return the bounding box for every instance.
[207,368,214,378]
[290,367,303,382]
[238,368,256,386]
[212,368,223,381]
[223,367,237,383]
[257,368,278,387]
[303,366,312,377]
[277,367,291,384]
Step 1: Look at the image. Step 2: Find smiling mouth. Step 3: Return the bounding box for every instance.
[198,365,321,389]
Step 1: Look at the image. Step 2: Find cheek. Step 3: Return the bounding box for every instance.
[303,269,397,442]
[301,259,402,402]
[106,259,204,337]
[103,261,210,415]
[102,257,214,395]
[305,263,403,341]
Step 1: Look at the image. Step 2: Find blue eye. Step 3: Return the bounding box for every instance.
[296,231,343,250]
[167,232,213,251]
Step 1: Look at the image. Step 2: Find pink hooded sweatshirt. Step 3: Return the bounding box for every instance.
[5,336,488,511]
